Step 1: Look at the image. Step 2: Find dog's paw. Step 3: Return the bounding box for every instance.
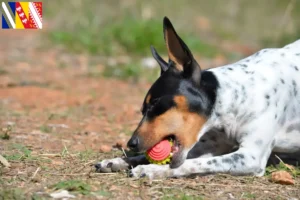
[95,157,129,173]
[129,164,171,179]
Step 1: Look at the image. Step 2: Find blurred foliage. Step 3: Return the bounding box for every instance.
[49,15,221,58]
[102,62,160,82]
[44,0,300,52]
[43,0,300,81]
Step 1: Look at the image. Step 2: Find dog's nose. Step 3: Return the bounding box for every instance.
[127,136,139,151]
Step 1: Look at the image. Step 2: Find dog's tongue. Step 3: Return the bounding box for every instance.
[171,145,179,153]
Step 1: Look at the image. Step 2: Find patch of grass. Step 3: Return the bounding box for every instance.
[266,161,300,177]
[102,62,160,82]
[51,180,91,195]
[49,15,220,58]
[242,192,256,199]
[39,124,52,133]
[0,188,26,200]
[0,69,8,75]
[4,144,32,161]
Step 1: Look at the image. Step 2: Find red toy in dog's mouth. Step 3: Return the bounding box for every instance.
[146,136,181,165]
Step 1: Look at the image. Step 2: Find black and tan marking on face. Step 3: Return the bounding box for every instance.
[137,95,207,150]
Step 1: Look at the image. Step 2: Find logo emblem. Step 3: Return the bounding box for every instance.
[1,2,42,29]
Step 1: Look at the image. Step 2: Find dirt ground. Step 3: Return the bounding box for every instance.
[0,30,299,200]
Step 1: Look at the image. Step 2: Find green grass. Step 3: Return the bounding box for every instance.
[265,161,300,177]
[39,124,52,133]
[4,144,32,161]
[3,144,49,163]
[242,193,256,199]
[51,180,91,195]
[0,188,26,200]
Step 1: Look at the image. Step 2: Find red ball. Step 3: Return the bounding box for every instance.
[146,140,172,161]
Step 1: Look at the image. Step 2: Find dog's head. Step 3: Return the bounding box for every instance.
[127,17,215,168]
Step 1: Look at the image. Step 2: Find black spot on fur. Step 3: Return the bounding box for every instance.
[241,161,245,166]
[284,105,287,112]
[296,53,300,56]
[251,156,256,160]
[280,79,285,84]
[281,53,285,57]
[292,80,297,96]
[207,161,212,165]
[222,158,233,164]
[265,94,270,99]
[294,66,299,71]
[232,153,244,162]
[254,52,260,57]
[228,68,233,71]
[240,64,248,68]
[233,165,236,168]
[212,159,217,163]
[273,88,277,93]
[275,114,277,119]
[272,62,278,67]
[215,112,221,117]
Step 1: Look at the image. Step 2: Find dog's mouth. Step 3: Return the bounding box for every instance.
[160,135,185,168]
[168,135,180,155]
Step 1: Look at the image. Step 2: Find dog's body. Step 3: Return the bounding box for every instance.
[96,17,300,179]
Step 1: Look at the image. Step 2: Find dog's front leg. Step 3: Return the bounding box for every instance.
[130,147,268,179]
[95,155,149,173]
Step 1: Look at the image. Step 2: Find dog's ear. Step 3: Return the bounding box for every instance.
[150,46,168,75]
[163,17,202,85]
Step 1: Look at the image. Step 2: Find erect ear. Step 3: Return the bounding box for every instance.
[150,46,168,75]
[163,17,202,85]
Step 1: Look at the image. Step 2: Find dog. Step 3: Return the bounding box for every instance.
[95,17,300,179]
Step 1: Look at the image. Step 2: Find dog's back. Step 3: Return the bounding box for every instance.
[208,40,300,154]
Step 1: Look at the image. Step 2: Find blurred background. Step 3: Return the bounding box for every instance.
[0,1,300,199]
[1,0,300,158]
[1,0,300,155]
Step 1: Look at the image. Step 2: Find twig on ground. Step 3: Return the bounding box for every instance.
[0,154,10,167]
[28,167,40,182]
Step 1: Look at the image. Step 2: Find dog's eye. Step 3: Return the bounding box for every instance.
[146,98,160,112]
[150,98,159,105]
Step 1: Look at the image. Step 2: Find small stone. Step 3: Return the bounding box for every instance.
[99,144,112,153]
[271,171,294,185]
